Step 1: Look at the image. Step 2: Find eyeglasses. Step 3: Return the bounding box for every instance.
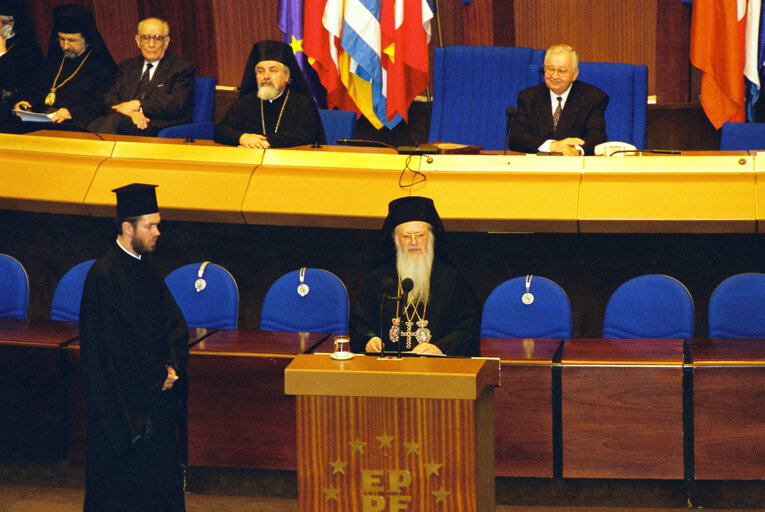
[138,34,168,42]
[543,66,572,76]
[398,231,428,243]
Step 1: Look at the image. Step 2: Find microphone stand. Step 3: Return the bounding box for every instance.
[504,106,516,155]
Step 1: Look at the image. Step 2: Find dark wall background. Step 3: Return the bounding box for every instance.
[3,208,764,339]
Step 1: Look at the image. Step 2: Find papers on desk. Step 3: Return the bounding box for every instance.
[13,110,54,123]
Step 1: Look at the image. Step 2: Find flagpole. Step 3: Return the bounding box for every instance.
[435,0,444,48]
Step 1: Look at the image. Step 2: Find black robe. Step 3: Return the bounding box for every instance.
[0,35,42,119]
[25,51,115,125]
[214,87,323,147]
[80,244,188,512]
[349,260,481,357]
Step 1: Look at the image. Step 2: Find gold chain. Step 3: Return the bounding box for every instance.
[260,88,289,136]
[50,50,92,95]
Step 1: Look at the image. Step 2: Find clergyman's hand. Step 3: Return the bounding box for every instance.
[162,366,178,391]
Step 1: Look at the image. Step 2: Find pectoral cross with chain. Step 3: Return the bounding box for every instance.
[401,320,415,349]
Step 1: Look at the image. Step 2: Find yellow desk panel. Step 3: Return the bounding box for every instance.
[580,155,755,233]
[751,153,765,232]
[419,154,582,232]
[243,148,425,229]
[0,132,114,215]
[85,141,259,223]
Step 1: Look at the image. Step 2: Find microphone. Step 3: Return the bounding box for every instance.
[397,278,414,359]
[504,105,516,154]
[607,149,682,156]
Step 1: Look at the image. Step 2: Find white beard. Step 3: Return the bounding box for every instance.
[395,234,434,307]
[257,83,281,101]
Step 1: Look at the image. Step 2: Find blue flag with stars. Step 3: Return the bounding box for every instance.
[277,0,327,107]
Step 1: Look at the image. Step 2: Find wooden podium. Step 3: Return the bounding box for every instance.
[285,354,500,512]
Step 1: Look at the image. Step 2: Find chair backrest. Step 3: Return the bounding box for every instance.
[602,274,694,339]
[429,45,545,150]
[260,268,349,334]
[527,61,648,149]
[319,109,357,144]
[165,262,238,329]
[708,273,765,338]
[0,254,29,319]
[50,259,95,321]
[720,122,765,150]
[191,75,216,123]
[481,275,572,338]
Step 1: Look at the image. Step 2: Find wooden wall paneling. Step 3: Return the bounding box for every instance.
[462,0,495,46]
[513,0,657,96]
[212,0,281,88]
[655,0,689,103]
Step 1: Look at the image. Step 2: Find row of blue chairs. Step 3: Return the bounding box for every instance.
[3,253,765,339]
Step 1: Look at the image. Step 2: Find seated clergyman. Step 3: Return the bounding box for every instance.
[349,196,481,356]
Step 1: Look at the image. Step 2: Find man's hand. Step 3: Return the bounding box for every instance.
[550,137,584,156]
[126,110,150,130]
[412,342,443,355]
[162,366,179,391]
[48,108,72,123]
[13,100,31,112]
[111,100,141,115]
[365,337,382,353]
[239,133,270,149]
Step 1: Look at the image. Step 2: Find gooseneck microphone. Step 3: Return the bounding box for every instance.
[504,105,516,155]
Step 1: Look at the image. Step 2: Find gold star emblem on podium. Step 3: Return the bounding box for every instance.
[376,431,394,449]
[329,459,347,475]
[322,484,340,502]
[349,438,366,454]
[433,487,450,504]
[404,440,421,456]
[424,462,442,476]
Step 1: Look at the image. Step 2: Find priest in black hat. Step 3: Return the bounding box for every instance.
[0,0,42,127]
[214,39,325,148]
[80,183,188,512]
[350,196,481,356]
[10,4,115,131]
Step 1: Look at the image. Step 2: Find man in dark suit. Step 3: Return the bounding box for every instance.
[509,44,608,156]
[89,17,193,136]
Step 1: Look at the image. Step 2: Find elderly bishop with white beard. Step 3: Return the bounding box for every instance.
[350,197,481,356]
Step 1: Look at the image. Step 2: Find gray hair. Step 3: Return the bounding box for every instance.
[545,43,579,69]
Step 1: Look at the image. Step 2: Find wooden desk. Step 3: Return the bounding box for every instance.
[691,338,765,479]
[481,338,561,477]
[0,318,79,458]
[66,327,214,461]
[186,330,329,469]
[560,338,685,479]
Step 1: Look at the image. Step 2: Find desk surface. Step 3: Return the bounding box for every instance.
[0,318,79,347]
[190,329,329,355]
[690,338,765,365]
[561,338,684,365]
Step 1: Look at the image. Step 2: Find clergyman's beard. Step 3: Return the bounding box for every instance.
[257,82,281,101]
[131,237,156,255]
[63,49,80,59]
[395,235,434,307]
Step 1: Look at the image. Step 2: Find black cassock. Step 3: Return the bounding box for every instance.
[214,87,323,147]
[25,51,115,125]
[349,260,482,357]
[80,244,188,512]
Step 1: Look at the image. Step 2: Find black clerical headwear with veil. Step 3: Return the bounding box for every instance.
[113,183,159,218]
[239,39,313,98]
[47,4,115,72]
[370,196,458,271]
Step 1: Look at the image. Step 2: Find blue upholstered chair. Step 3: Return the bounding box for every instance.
[157,76,216,140]
[260,268,349,334]
[481,275,572,338]
[708,273,765,338]
[720,122,765,150]
[429,45,545,150]
[319,108,357,145]
[0,254,29,319]
[165,262,239,329]
[527,61,648,149]
[50,259,95,321]
[602,274,694,339]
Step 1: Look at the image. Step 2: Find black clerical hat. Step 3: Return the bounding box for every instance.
[47,4,116,71]
[112,183,159,218]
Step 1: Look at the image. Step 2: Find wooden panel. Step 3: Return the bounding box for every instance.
[514,0,657,95]
[580,154,756,233]
[562,365,683,479]
[296,394,491,512]
[212,0,281,88]
[694,366,765,479]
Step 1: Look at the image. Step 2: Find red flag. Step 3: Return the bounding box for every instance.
[691,0,747,128]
